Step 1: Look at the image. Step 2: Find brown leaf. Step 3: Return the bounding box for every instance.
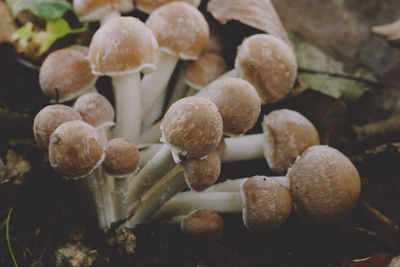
[0,1,17,44]
[339,253,394,267]
[207,0,292,47]
[0,149,31,186]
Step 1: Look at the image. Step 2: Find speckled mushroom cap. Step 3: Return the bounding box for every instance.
[103,138,139,178]
[39,45,96,102]
[183,52,227,90]
[33,104,83,151]
[161,96,223,161]
[183,151,221,191]
[73,92,115,129]
[74,0,134,22]
[241,176,292,231]
[198,77,261,136]
[181,209,224,241]
[88,17,158,76]
[235,34,297,104]
[48,121,105,179]
[287,145,361,224]
[136,0,200,14]
[262,109,320,175]
[146,2,209,60]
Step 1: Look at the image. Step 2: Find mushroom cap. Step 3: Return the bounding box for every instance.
[136,0,201,14]
[288,145,361,224]
[73,92,115,129]
[39,46,96,102]
[183,52,227,90]
[235,34,297,104]
[161,96,223,161]
[88,17,158,76]
[183,151,221,191]
[146,2,209,60]
[48,120,105,178]
[73,0,134,22]
[103,138,139,178]
[181,209,224,241]
[262,109,320,174]
[199,77,261,136]
[33,104,83,151]
[241,176,292,231]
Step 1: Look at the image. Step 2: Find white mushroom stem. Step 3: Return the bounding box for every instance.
[112,72,141,144]
[152,191,243,220]
[141,87,167,130]
[139,121,162,144]
[138,142,163,167]
[114,177,130,220]
[166,66,188,108]
[140,52,179,121]
[139,133,265,165]
[127,144,176,211]
[204,176,289,192]
[100,11,121,25]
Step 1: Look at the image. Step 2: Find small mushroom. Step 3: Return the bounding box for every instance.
[33,104,82,152]
[154,176,292,231]
[39,46,96,103]
[141,2,209,121]
[103,138,139,220]
[48,120,114,230]
[88,17,158,144]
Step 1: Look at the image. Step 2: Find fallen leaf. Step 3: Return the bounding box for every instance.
[0,1,17,44]
[0,149,31,186]
[207,0,292,47]
[6,0,71,20]
[291,33,379,102]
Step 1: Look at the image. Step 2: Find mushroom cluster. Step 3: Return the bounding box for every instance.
[32,1,362,239]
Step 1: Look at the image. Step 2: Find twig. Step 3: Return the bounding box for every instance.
[6,208,18,267]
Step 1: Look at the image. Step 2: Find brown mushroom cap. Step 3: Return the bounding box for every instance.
[262,109,320,174]
[48,120,104,178]
[103,138,139,177]
[199,77,261,136]
[161,96,223,160]
[288,145,361,223]
[74,0,134,22]
[183,52,227,90]
[33,105,83,151]
[146,2,209,60]
[136,0,201,14]
[235,34,297,104]
[73,92,115,129]
[39,46,96,102]
[181,209,224,241]
[88,17,158,76]
[183,151,221,191]
[241,176,292,231]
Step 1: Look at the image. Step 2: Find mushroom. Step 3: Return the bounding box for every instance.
[88,17,158,144]
[198,77,261,136]
[127,96,223,222]
[235,34,297,103]
[48,120,114,230]
[139,109,320,174]
[135,0,201,14]
[33,104,83,152]
[153,176,293,231]
[140,2,209,122]
[103,138,140,220]
[39,45,96,103]
[163,209,224,241]
[180,145,362,224]
[73,0,134,25]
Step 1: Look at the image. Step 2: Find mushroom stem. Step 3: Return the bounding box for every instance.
[153,191,243,220]
[141,87,167,130]
[127,144,176,211]
[112,72,141,144]
[166,67,188,108]
[139,121,162,144]
[100,11,120,25]
[204,176,288,192]
[114,178,129,220]
[141,53,179,120]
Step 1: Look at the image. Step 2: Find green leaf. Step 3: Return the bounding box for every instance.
[12,18,88,55]
[291,32,380,102]
[6,0,71,20]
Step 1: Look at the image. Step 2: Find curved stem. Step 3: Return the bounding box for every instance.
[139,121,162,144]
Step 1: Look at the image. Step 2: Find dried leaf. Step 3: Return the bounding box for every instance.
[292,33,379,102]
[0,1,17,44]
[340,253,394,267]
[372,18,400,41]
[0,149,31,186]
[207,0,292,47]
